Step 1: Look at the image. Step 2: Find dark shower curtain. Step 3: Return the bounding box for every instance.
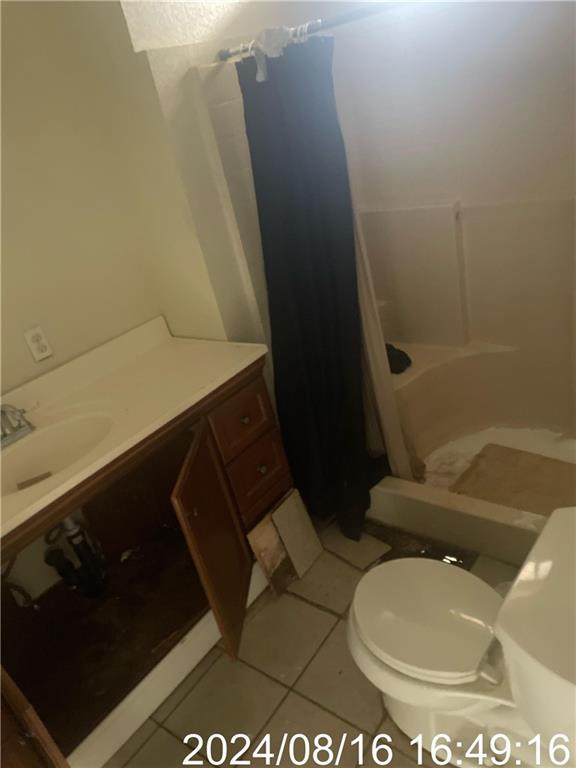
[236,37,387,539]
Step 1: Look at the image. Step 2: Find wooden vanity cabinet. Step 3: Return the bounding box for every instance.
[1,361,292,765]
[208,377,275,462]
[2,707,47,768]
[208,376,291,531]
[1,671,67,768]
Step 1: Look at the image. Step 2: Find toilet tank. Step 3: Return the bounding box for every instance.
[495,507,575,741]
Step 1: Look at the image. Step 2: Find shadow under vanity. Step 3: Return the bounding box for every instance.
[1,321,292,765]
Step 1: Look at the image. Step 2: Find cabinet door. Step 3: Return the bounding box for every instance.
[1,669,68,768]
[171,421,252,657]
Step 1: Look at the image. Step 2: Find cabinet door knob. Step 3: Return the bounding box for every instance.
[257,464,268,475]
[240,415,251,425]
[192,507,199,517]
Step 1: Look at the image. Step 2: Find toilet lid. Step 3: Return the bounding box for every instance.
[352,558,503,685]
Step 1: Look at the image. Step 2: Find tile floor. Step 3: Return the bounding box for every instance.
[105,522,518,768]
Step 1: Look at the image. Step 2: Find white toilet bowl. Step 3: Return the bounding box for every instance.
[348,557,518,756]
[348,508,576,768]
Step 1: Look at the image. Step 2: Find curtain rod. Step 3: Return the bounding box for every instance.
[216,4,388,62]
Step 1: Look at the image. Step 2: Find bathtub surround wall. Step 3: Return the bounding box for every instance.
[364,199,575,443]
[334,2,574,439]
[362,205,468,346]
[335,3,573,209]
[2,1,226,393]
[363,201,574,350]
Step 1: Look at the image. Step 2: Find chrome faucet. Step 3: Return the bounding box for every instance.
[1,404,35,449]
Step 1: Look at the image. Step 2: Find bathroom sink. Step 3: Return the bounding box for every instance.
[1,414,112,497]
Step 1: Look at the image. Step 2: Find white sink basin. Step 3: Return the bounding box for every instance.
[1,414,112,497]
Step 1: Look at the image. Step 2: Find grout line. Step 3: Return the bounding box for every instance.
[236,595,380,734]
[288,616,340,689]
[235,658,298,692]
[321,547,367,573]
[116,722,160,768]
[254,687,292,740]
[157,656,292,744]
[239,616,381,739]
[157,723,186,743]
[285,610,384,733]
[236,655,300,691]
[156,723,210,762]
[285,588,348,620]
[150,648,223,724]
[160,721,190,746]
[289,688,372,736]
[160,720,210,758]
[236,617,339,698]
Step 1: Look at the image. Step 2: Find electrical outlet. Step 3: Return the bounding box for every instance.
[24,325,53,362]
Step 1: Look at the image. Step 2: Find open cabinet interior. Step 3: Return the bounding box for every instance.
[1,430,209,756]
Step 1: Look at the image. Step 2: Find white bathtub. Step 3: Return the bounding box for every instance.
[391,341,575,459]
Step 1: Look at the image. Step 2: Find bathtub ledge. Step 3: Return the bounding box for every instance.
[391,341,513,390]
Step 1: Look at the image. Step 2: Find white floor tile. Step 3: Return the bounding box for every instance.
[239,593,337,685]
[295,621,383,732]
[151,647,221,723]
[262,692,363,767]
[163,656,287,743]
[124,727,188,768]
[320,523,391,570]
[288,552,362,614]
[103,720,157,768]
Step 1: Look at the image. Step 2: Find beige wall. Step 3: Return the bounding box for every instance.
[145,48,266,343]
[198,63,271,348]
[334,2,574,209]
[122,2,355,55]
[2,1,225,393]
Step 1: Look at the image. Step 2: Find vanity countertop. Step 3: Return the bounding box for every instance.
[1,317,267,537]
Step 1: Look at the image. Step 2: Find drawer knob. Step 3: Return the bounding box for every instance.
[240,415,251,425]
[192,507,199,517]
[257,463,268,475]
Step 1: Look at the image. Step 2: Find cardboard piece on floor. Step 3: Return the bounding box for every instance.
[272,489,322,578]
[247,514,296,594]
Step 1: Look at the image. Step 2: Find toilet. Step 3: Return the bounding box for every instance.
[348,507,575,767]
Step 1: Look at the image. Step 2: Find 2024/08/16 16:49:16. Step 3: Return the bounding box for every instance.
[409,733,573,766]
[180,731,574,766]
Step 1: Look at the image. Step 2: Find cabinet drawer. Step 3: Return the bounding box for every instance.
[226,429,291,528]
[209,378,275,464]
